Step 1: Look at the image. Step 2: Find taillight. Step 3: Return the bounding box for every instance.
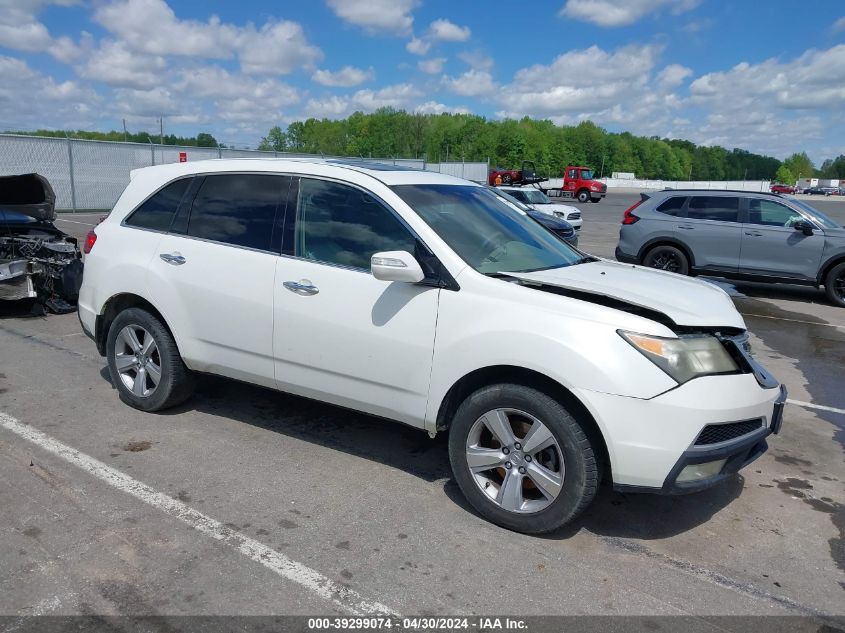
[622,199,644,225]
[83,229,97,254]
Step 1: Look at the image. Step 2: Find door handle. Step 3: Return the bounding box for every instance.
[283,280,319,296]
[744,232,763,237]
[160,252,186,265]
[677,225,694,230]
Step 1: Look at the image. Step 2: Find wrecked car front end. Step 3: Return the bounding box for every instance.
[0,173,83,314]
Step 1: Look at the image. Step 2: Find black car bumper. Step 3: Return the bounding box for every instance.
[615,385,787,495]
[614,246,638,264]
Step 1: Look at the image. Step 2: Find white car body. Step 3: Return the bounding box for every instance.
[498,186,583,229]
[79,159,783,506]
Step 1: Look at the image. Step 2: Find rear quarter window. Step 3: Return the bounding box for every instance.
[124,178,191,231]
[655,196,686,216]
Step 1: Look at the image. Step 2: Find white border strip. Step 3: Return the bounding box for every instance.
[0,412,398,616]
[786,399,845,415]
[53,218,97,226]
[742,313,845,330]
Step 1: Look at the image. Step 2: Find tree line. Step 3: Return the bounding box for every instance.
[4,128,222,147]
[259,108,839,183]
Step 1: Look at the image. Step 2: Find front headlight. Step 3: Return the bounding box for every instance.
[619,331,739,384]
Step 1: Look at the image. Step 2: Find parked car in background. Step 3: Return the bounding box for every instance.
[0,173,83,314]
[487,161,543,186]
[488,186,578,247]
[79,159,785,534]
[806,186,835,196]
[770,184,797,194]
[499,186,583,229]
[615,189,845,307]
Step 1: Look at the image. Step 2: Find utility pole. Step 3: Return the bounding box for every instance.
[122,119,127,142]
[599,155,605,178]
[159,117,164,145]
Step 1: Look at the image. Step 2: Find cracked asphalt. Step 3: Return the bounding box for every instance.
[0,193,842,623]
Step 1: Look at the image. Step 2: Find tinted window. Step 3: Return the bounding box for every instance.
[187,174,284,250]
[296,178,416,269]
[687,196,740,222]
[125,178,190,231]
[656,196,686,216]
[747,199,804,228]
[506,190,527,202]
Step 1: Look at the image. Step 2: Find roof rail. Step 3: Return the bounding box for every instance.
[659,188,781,197]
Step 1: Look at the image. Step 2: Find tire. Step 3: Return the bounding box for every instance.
[576,189,590,203]
[589,197,600,203]
[643,244,690,275]
[448,383,599,534]
[501,173,513,185]
[106,307,194,412]
[824,262,845,308]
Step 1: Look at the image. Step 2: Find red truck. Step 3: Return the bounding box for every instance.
[556,166,607,203]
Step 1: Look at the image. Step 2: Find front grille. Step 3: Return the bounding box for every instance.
[694,419,763,446]
[568,212,581,220]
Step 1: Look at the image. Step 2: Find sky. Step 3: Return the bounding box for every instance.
[1,0,844,162]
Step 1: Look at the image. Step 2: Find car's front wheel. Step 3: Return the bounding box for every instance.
[824,262,845,308]
[106,307,194,412]
[643,244,690,275]
[576,189,590,203]
[448,384,600,534]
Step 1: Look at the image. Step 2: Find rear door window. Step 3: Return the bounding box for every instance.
[656,196,686,216]
[186,174,287,251]
[687,196,740,222]
[124,178,191,231]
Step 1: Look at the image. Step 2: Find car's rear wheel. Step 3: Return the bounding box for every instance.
[501,173,512,185]
[576,189,590,203]
[824,262,845,308]
[106,307,194,411]
[448,383,599,534]
[643,245,690,275]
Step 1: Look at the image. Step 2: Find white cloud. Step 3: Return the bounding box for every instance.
[560,0,700,27]
[418,57,446,74]
[406,37,431,56]
[833,16,845,32]
[312,66,374,87]
[0,0,78,54]
[657,63,692,87]
[414,101,470,115]
[94,0,321,74]
[442,69,497,97]
[458,50,494,71]
[326,0,418,35]
[0,55,100,129]
[351,83,420,109]
[304,95,352,119]
[76,40,165,90]
[428,19,471,42]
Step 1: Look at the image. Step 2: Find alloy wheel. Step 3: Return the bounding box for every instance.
[651,251,681,272]
[465,408,564,514]
[114,325,162,398]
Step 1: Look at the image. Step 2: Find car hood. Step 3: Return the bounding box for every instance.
[509,259,745,329]
[531,203,579,214]
[0,173,56,222]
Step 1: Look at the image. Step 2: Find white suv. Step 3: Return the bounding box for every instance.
[498,186,583,230]
[79,159,785,534]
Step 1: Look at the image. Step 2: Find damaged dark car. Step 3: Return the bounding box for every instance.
[0,173,83,314]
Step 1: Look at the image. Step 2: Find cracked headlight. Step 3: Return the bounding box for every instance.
[619,331,739,384]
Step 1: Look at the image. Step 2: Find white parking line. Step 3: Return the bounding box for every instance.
[0,412,399,617]
[54,218,97,226]
[786,399,845,416]
[742,313,845,330]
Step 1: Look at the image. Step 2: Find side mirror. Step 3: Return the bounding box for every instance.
[793,220,814,236]
[371,251,425,283]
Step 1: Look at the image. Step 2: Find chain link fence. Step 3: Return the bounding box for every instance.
[0,134,489,211]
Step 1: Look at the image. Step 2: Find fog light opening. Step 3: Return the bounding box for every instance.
[676,459,727,483]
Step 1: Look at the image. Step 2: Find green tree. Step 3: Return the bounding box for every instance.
[774,165,795,185]
[782,152,816,180]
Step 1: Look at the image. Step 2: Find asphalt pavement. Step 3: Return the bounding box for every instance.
[0,191,843,622]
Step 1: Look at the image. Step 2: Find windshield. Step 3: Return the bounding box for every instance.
[790,199,842,229]
[522,189,550,204]
[580,170,594,180]
[391,184,584,274]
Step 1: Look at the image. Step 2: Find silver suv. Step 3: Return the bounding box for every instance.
[615,190,845,307]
